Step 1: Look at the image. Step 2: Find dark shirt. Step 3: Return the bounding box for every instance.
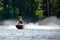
[19,21,23,24]
[18,20,23,25]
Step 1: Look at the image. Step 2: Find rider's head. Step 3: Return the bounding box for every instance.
[19,16,22,21]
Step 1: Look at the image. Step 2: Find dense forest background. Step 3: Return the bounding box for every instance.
[0,0,60,21]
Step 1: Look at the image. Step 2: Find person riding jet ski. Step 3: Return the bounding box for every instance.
[16,16,24,29]
[18,17,23,26]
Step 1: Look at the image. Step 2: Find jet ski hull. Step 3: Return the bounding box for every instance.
[16,25,23,29]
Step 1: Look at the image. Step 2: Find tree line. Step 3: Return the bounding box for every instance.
[0,0,60,21]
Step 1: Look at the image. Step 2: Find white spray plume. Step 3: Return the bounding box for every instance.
[0,16,60,29]
[24,16,60,29]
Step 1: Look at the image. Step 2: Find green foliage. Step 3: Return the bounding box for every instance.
[36,10,44,19]
[35,0,43,3]
[50,0,60,17]
[0,0,60,21]
[15,8,19,18]
[0,5,4,20]
[34,0,45,19]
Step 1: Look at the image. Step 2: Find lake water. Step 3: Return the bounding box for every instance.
[0,29,60,40]
[0,16,60,40]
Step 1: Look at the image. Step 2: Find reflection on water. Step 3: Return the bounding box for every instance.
[0,16,60,29]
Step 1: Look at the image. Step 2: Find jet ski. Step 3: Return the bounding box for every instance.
[16,24,24,29]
